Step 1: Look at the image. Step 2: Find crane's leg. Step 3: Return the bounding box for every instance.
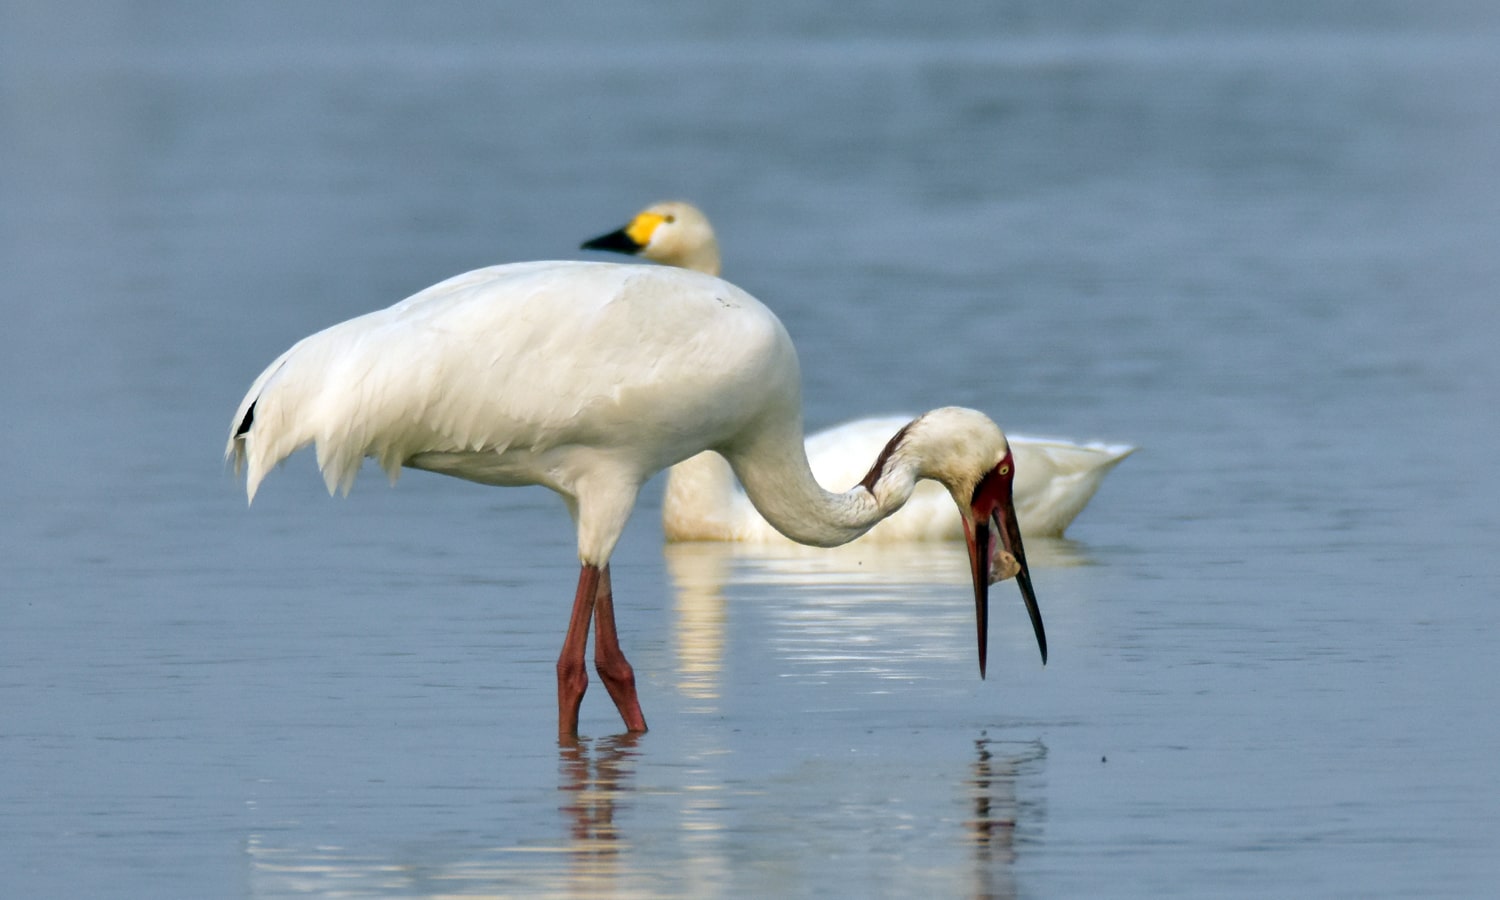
[592,565,648,733]
[557,564,600,736]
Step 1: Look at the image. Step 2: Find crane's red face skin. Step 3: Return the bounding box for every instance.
[963,450,1047,678]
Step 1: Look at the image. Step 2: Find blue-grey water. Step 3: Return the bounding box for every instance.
[4,3,1500,897]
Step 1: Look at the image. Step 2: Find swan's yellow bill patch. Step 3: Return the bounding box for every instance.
[625,212,666,247]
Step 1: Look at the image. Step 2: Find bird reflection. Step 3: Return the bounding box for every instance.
[663,543,732,710]
[558,732,640,854]
[966,733,1046,900]
[665,537,1089,692]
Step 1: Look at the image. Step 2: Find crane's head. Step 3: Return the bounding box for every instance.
[580,200,721,276]
[907,408,1047,678]
[962,447,1047,677]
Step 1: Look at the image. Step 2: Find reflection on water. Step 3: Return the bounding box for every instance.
[966,734,1047,900]
[243,544,1065,898]
[662,544,731,710]
[242,731,1043,898]
[688,536,1097,589]
[665,538,1087,689]
[557,734,642,894]
[246,737,658,899]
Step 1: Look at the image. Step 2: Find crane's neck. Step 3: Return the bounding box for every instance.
[723,416,922,548]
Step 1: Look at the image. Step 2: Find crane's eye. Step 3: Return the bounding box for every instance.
[998,464,1010,476]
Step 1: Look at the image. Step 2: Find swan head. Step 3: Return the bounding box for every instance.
[581,200,722,276]
[889,408,1048,676]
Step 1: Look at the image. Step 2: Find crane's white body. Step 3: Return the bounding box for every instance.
[232,261,800,562]
[664,417,1133,542]
[229,261,1018,559]
[584,201,1135,541]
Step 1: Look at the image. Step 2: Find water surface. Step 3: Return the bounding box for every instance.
[3,3,1499,897]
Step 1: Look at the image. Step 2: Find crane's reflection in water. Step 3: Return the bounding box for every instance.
[556,733,643,893]
[244,539,1061,898]
[966,734,1048,900]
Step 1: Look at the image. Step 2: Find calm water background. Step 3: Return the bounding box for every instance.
[4,2,1500,897]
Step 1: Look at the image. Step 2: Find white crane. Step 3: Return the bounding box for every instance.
[227,260,1045,736]
[582,201,1134,540]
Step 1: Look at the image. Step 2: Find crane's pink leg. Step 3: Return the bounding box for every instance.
[592,565,648,733]
[557,564,600,736]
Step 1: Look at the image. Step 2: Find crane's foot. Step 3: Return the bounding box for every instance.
[557,660,589,736]
[595,658,647,733]
[593,565,648,733]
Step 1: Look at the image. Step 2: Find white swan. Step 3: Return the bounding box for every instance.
[582,201,1134,540]
[581,200,722,276]
[227,260,1046,734]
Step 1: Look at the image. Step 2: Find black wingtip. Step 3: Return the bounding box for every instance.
[234,401,256,438]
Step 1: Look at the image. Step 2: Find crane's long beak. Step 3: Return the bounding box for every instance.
[965,459,1047,678]
[964,516,993,678]
[995,488,1047,667]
